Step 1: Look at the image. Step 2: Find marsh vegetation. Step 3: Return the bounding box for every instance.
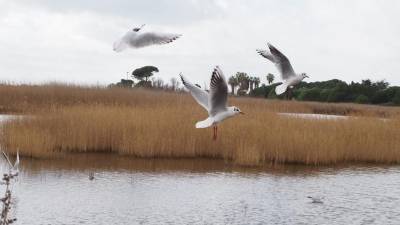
[0,83,400,166]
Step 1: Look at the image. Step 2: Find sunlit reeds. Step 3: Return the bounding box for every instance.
[1,84,400,165]
[1,83,400,117]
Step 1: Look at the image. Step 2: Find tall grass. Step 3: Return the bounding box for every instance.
[1,84,400,165]
[1,83,400,117]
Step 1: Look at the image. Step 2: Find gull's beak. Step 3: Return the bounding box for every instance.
[240,111,245,115]
[133,24,146,32]
[305,75,309,78]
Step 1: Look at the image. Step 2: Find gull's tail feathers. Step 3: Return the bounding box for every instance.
[275,83,289,95]
[195,117,214,128]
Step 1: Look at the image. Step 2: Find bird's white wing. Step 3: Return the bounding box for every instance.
[131,32,181,48]
[256,49,275,62]
[209,66,228,116]
[180,74,209,111]
[113,37,129,52]
[267,43,296,80]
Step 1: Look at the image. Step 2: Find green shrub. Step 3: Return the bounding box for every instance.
[355,95,370,104]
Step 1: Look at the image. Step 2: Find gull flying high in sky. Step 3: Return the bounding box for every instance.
[113,24,182,52]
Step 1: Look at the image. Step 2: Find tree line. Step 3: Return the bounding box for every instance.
[252,79,400,106]
[110,65,400,106]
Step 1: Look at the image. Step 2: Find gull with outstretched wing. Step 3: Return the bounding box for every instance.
[113,24,182,52]
[257,43,308,96]
[180,66,244,140]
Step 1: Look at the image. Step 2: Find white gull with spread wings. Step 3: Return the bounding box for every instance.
[256,43,308,95]
[113,24,181,52]
[180,66,244,140]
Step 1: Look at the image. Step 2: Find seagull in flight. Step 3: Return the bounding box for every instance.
[180,66,244,140]
[113,24,182,52]
[256,43,308,96]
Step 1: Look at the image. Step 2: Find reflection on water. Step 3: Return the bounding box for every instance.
[279,112,349,120]
[1,154,400,225]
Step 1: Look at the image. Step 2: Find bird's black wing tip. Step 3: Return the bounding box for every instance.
[179,73,185,84]
[256,49,263,55]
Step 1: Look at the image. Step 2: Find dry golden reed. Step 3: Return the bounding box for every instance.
[1,83,400,117]
[1,84,400,165]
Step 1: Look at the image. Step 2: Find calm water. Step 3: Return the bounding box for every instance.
[1,154,399,225]
[278,113,349,120]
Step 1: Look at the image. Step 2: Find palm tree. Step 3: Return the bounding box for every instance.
[228,76,239,95]
[254,77,260,88]
[235,72,249,95]
[248,77,254,92]
[266,73,275,84]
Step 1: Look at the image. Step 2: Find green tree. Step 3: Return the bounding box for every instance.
[297,87,322,101]
[355,95,370,104]
[132,66,159,83]
[319,89,333,102]
[235,72,249,95]
[254,77,261,88]
[249,77,256,92]
[228,76,239,95]
[266,73,275,84]
[392,89,400,105]
[371,87,398,104]
[267,87,279,99]
[117,79,134,88]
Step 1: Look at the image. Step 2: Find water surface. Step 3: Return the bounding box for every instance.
[1,154,399,225]
[279,112,349,120]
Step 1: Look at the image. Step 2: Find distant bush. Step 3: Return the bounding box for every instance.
[255,78,399,106]
[297,87,322,101]
[355,95,370,104]
[392,90,400,105]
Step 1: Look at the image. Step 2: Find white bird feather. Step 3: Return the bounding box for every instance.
[113,25,181,52]
[256,43,308,95]
[180,66,243,129]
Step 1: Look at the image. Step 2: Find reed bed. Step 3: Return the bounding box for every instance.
[1,85,400,165]
[1,83,400,118]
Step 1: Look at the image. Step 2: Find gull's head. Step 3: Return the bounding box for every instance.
[230,106,244,115]
[301,73,309,79]
[132,24,145,32]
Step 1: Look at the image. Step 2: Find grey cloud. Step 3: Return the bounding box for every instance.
[0,0,400,86]
[16,0,228,25]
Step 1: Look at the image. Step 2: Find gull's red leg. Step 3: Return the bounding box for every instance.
[213,126,217,141]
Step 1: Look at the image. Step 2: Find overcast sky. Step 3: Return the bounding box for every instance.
[1,0,399,86]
